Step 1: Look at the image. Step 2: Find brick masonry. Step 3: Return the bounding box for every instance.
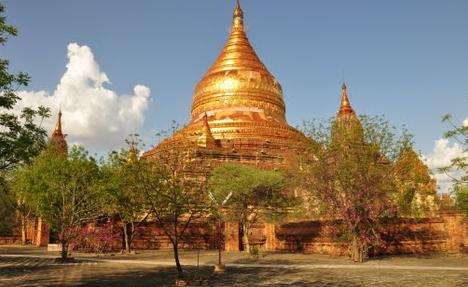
[2,213,466,256]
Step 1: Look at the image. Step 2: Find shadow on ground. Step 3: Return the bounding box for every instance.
[59,266,361,287]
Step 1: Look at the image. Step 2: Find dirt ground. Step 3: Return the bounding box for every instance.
[0,246,466,287]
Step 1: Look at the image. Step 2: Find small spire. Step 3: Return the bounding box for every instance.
[50,110,68,153]
[54,109,63,135]
[232,0,244,30]
[332,83,364,142]
[338,83,355,117]
[197,113,216,148]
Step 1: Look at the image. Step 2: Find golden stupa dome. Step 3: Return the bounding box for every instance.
[145,1,311,161]
[191,0,286,124]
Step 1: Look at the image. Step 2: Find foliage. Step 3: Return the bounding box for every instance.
[100,136,148,253]
[0,175,16,236]
[0,4,50,239]
[301,115,413,161]
[298,117,399,262]
[135,142,210,278]
[440,114,467,214]
[393,148,437,217]
[0,4,50,172]
[12,145,103,259]
[209,163,297,253]
[73,221,121,254]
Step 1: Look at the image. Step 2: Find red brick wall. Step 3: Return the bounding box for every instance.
[4,213,466,257]
[258,213,467,256]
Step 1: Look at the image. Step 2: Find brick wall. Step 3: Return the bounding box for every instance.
[244,213,467,256]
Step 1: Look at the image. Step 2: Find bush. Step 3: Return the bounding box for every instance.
[73,221,120,254]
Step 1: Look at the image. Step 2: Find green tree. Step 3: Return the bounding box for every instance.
[0,4,50,172]
[298,115,410,262]
[440,115,467,214]
[301,115,412,161]
[137,145,210,279]
[101,144,147,253]
[209,163,296,254]
[0,175,16,236]
[393,148,437,217]
[0,4,50,239]
[13,146,103,260]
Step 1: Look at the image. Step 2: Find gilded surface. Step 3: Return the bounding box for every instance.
[145,1,311,166]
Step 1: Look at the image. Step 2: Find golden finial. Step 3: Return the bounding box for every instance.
[232,0,244,30]
[338,83,356,117]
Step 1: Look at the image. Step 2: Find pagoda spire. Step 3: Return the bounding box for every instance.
[337,82,356,118]
[233,0,244,30]
[332,83,364,141]
[197,113,217,148]
[50,110,68,153]
[53,110,63,136]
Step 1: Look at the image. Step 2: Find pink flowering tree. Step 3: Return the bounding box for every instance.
[297,116,407,262]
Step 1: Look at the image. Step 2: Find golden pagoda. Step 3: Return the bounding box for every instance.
[144,1,311,169]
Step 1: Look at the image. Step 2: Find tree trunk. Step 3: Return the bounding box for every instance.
[20,216,26,245]
[172,240,183,279]
[242,223,250,253]
[60,240,68,260]
[350,236,366,263]
[123,222,130,253]
[218,219,222,265]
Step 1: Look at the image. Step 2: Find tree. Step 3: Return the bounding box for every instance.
[0,4,50,241]
[301,115,413,161]
[209,163,297,254]
[393,148,437,217]
[440,114,467,214]
[100,143,147,253]
[0,4,50,172]
[0,175,16,236]
[13,146,103,260]
[297,115,410,262]
[137,144,210,279]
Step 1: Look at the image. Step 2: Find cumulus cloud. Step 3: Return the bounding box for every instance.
[15,43,151,150]
[423,117,468,193]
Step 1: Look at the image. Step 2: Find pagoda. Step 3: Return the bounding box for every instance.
[144,1,311,169]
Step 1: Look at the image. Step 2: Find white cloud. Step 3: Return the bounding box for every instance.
[423,119,467,193]
[15,43,151,150]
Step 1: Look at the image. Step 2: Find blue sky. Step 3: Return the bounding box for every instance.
[3,0,467,158]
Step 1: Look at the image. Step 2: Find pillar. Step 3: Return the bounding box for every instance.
[35,217,50,247]
[224,222,240,252]
[264,223,277,251]
[442,212,466,254]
